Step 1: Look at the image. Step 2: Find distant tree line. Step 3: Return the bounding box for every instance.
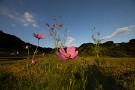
[78,39,135,57]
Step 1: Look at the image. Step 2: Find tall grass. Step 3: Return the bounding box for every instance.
[0,55,135,90]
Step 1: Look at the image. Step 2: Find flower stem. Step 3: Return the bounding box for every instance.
[27,50,29,59]
[32,39,39,59]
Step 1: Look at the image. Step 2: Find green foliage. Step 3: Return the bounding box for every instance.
[91,28,101,58]
[47,16,67,49]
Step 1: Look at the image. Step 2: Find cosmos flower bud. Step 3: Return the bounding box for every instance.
[45,23,50,27]
[31,58,36,65]
[25,45,29,49]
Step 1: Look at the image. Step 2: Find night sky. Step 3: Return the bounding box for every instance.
[0,0,135,48]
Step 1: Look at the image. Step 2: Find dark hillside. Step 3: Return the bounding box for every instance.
[0,31,25,50]
[78,39,135,57]
[0,30,53,57]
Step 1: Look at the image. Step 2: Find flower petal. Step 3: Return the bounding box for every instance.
[59,48,66,55]
[70,51,78,59]
[66,47,75,55]
[38,34,45,39]
[56,52,68,60]
[33,33,44,39]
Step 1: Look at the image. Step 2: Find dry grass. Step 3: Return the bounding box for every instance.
[0,55,135,90]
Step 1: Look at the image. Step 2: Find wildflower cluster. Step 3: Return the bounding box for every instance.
[25,16,78,65]
[32,33,45,64]
[46,16,78,60]
[46,16,67,49]
[91,28,102,58]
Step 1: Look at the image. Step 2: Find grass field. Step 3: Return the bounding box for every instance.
[0,54,135,90]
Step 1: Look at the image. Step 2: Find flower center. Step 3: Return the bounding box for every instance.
[65,53,71,58]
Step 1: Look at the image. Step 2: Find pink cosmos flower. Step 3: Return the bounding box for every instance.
[25,45,29,49]
[59,24,63,27]
[50,27,54,30]
[56,47,78,60]
[52,24,56,28]
[33,33,45,39]
[50,24,56,30]
[31,58,36,65]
